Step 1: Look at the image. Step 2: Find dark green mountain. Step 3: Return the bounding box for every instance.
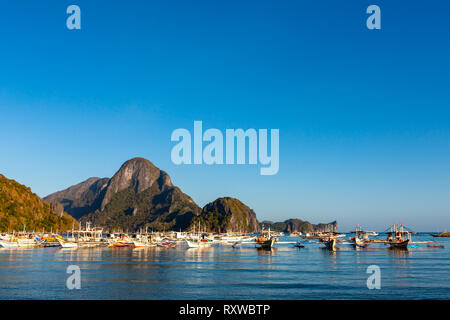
[0,174,77,232]
[190,197,259,233]
[44,158,200,232]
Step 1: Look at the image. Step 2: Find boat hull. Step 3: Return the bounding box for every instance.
[256,238,275,249]
[133,241,156,248]
[323,238,336,251]
[0,240,19,248]
[185,240,211,248]
[351,238,369,248]
[57,239,78,248]
[389,239,409,249]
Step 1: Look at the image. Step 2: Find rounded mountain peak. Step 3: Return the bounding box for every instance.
[100,157,173,210]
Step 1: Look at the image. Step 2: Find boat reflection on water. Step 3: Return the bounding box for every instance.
[321,247,338,259]
[255,247,275,266]
[388,248,412,259]
[256,247,274,254]
[184,246,215,264]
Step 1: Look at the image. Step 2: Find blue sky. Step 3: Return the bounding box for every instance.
[1,0,449,231]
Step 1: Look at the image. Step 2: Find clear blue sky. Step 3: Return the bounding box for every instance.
[1,1,449,231]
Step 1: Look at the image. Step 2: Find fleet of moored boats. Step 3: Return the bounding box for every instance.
[0,222,445,251]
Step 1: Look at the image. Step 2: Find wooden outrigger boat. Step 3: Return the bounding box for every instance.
[350,226,373,248]
[108,233,133,247]
[39,234,63,247]
[309,232,345,251]
[430,232,450,238]
[133,235,156,248]
[71,223,106,247]
[185,233,213,248]
[185,221,214,248]
[385,223,411,250]
[319,235,340,251]
[255,228,277,249]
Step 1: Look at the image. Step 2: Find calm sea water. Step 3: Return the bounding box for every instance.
[0,234,449,300]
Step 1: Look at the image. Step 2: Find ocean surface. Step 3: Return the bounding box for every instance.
[0,233,449,300]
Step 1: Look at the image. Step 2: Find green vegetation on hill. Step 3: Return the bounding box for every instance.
[0,174,77,232]
[190,197,260,233]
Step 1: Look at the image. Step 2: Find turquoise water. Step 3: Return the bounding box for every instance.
[0,234,449,299]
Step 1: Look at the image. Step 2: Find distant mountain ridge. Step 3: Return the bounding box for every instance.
[260,219,338,233]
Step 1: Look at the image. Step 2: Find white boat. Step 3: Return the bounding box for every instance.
[16,237,38,247]
[57,238,78,248]
[0,240,19,248]
[0,232,38,247]
[218,234,253,244]
[133,239,156,248]
[131,233,156,248]
[0,234,11,241]
[73,222,106,247]
[185,238,212,248]
[133,240,147,248]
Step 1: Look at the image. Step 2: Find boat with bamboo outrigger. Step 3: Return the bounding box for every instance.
[185,233,213,248]
[385,223,414,249]
[369,223,413,250]
[229,227,277,249]
[231,226,297,249]
[318,233,346,251]
[184,221,214,248]
[254,228,277,249]
[296,224,345,251]
[107,233,134,247]
[349,225,378,248]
